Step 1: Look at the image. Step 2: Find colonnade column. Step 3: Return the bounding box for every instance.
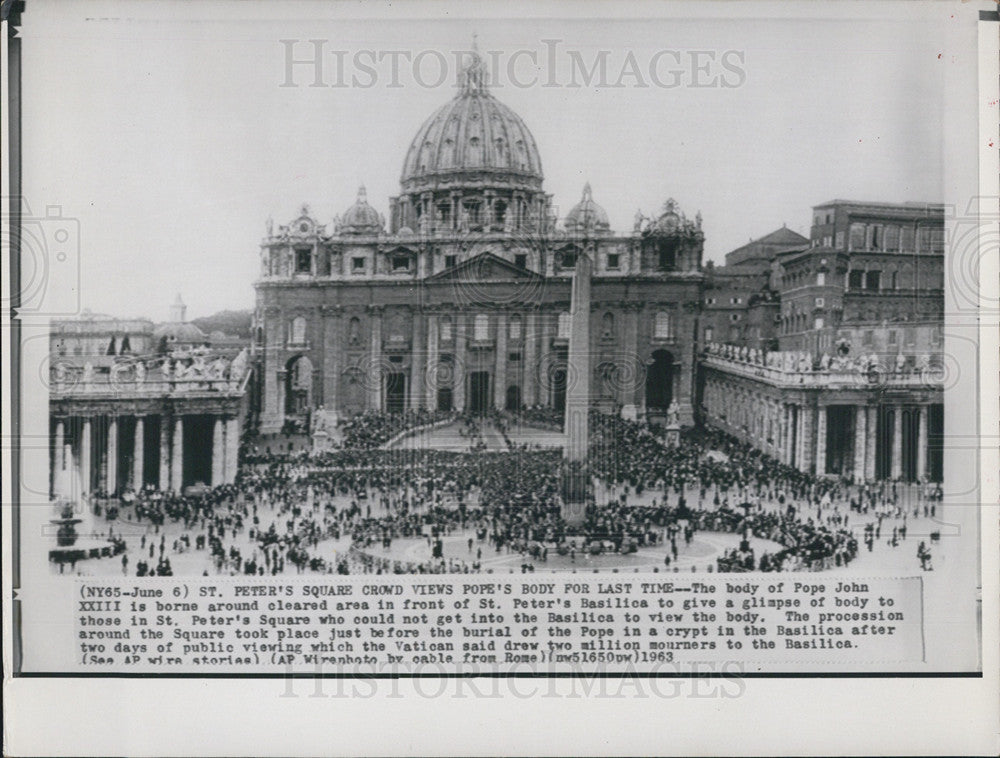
[53,420,65,495]
[225,417,240,484]
[891,406,903,479]
[367,305,383,412]
[453,312,466,411]
[916,405,928,481]
[106,417,118,494]
[864,406,877,481]
[170,416,184,492]
[494,311,508,411]
[133,417,144,490]
[159,416,171,490]
[853,406,867,483]
[409,310,424,412]
[814,406,827,477]
[522,311,538,407]
[211,417,225,486]
[795,406,807,472]
[80,417,92,497]
[425,313,439,410]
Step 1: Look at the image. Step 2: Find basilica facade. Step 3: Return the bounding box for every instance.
[253,53,705,434]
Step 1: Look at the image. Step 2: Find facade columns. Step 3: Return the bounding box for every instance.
[80,417,92,497]
[494,311,508,410]
[815,405,827,477]
[322,307,341,411]
[368,306,383,412]
[864,406,877,481]
[621,305,640,418]
[159,416,171,490]
[453,312,466,411]
[425,313,439,410]
[523,311,538,407]
[170,416,184,492]
[262,308,282,432]
[133,417,144,490]
[891,405,903,479]
[106,417,118,494]
[853,405,867,482]
[225,417,239,484]
[409,310,424,412]
[916,405,928,481]
[211,417,225,486]
[535,311,558,407]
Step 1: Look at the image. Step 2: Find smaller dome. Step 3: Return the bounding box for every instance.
[564,183,610,233]
[339,186,384,235]
[153,322,206,343]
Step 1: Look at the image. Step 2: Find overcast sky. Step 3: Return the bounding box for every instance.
[20,1,962,321]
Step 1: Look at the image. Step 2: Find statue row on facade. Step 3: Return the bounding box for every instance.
[53,348,249,391]
[705,341,936,375]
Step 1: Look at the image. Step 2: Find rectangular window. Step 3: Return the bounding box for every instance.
[835,231,845,248]
[930,227,945,254]
[562,251,577,269]
[474,314,489,341]
[901,225,915,252]
[888,330,897,345]
[905,327,915,345]
[917,227,932,252]
[814,317,824,330]
[557,312,572,339]
[849,223,866,250]
[295,249,312,274]
[815,297,825,308]
[655,311,674,338]
[848,270,864,290]
[445,254,457,269]
[865,271,881,291]
[352,256,365,272]
[509,352,521,363]
[704,326,714,342]
[864,330,874,345]
[606,253,620,269]
[514,253,527,269]
[392,255,410,272]
[817,271,826,286]
[822,235,832,247]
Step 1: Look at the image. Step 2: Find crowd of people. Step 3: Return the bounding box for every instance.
[70,409,940,577]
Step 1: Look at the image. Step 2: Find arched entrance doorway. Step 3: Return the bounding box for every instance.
[645,350,673,410]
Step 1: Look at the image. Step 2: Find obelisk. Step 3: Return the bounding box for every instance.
[561,251,592,525]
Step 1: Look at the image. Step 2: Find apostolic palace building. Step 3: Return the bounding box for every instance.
[48,47,947,496]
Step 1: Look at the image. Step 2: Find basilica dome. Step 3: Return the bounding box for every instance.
[399,51,544,193]
[339,186,384,235]
[564,183,610,233]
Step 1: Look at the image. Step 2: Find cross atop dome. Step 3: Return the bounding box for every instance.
[460,34,488,93]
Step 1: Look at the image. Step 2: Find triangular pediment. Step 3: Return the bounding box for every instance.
[425,251,543,282]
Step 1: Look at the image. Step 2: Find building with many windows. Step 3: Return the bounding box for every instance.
[699,199,945,482]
